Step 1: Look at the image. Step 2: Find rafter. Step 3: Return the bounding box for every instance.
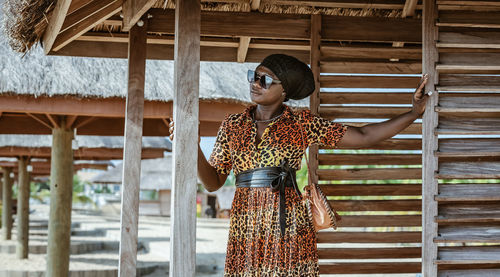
[74,116,97,129]
[122,0,157,32]
[42,0,72,54]
[66,115,78,129]
[250,0,261,10]
[237,36,251,63]
[45,114,60,128]
[26,113,53,129]
[52,0,123,52]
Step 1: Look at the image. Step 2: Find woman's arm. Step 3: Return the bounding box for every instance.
[337,74,429,148]
[169,122,228,192]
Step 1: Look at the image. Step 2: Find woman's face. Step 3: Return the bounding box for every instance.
[249,66,285,105]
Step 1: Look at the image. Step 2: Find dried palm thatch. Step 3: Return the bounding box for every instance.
[2,0,409,54]
[2,0,54,53]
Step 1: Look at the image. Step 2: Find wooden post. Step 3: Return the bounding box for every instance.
[16,157,30,259]
[308,14,321,185]
[2,168,13,240]
[170,0,200,275]
[422,0,439,276]
[46,118,74,275]
[118,15,147,277]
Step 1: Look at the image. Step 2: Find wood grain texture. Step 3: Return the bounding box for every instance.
[436,226,500,243]
[437,246,500,264]
[46,122,74,276]
[334,215,421,227]
[318,153,421,165]
[438,269,500,277]
[318,246,421,259]
[308,14,321,186]
[320,262,421,274]
[320,183,422,196]
[438,30,500,48]
[332,199,421,211]
[437,162,500,178]
[317,168,421,180]
[118,18,147,277]
[1,168,13,240]
[122,0,156,32]
[422,0,439,276]
[317,231,422,243]
[236,36,251,63]
[437,117,500,135]
[436,184,500,202]
[320,106,413,119]
[437,10,500,28]
[321,61,422,74]
[169,0,200,275]
[42,0,72,54]
[320,75,419,88]
[319,92,414,105]
[16,157,29,259]
[321,44,422,60]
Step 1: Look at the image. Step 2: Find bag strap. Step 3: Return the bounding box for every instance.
[296,117,314,187]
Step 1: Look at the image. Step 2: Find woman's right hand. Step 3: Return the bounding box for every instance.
[168,119,201,143]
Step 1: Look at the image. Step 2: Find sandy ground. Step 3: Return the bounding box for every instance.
[0,204,229,276]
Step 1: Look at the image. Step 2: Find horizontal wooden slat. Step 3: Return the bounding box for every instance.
[338,122,421,134]
[319,76,419,88]
[439,74,500,88]
[332,200,421,211]
[438,139,500,157]
[318,168,421,180]
[320,106,412,119]
[328,138,421,150]
[319,92,413,104]
[438,269,500,277]
[437,162,500,179]
[271,0,409,10]
[436,184,500,202]
[321,44,422,60]
[322,16,422,43]
[436,64,500,74]
[437,246,500,264]
[438,30,500,49]
[440,52,500,66]
[318,153,421,165]
[318,247,421,259]
[435,226,500,243]
[436,214,500,223]
[319,262,421,274]
[437,86,500,92]
[437,96,500,114]
[336,215,421,227]
[320,184,422,196]
[437,117,500,135]
[437,11,500,28]
[317,231,421,243]
[321,61,422,74]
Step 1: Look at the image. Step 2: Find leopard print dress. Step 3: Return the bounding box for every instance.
[208,104,347,277]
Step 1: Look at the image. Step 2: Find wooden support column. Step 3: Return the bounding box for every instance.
[422,0,439,276]
[118,15,147,277]
[2,168,13,240]
[308,14,321,185]
[170,0,200,275]
[46,117,74,275]
[16,157,30,259]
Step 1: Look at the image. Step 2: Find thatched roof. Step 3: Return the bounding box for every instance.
[0,2,308,107]
[91,155,174,190]
[2,0,406,53]
[0,134,171,150]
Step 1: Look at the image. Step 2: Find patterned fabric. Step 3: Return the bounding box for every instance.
[208,104,347,277]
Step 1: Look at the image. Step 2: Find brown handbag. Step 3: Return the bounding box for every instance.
[299,123,342,232]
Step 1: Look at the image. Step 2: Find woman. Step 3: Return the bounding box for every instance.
[170,54,429,276]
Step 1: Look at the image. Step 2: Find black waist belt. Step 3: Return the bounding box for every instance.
[235,161,301,236]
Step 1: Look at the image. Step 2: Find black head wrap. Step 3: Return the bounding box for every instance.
[258,54,315,101]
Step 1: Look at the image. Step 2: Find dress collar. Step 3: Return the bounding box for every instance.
[243,104,292,122]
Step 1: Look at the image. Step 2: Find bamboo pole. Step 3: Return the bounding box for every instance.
[46,117,74,275]
[118,15,147,277]
[2,168,13,240]
[16,157,30,259]
[170,0,200,275]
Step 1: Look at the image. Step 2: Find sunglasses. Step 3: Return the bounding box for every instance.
[247,70,281,89]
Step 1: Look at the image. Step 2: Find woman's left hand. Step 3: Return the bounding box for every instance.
[411,74,430,117]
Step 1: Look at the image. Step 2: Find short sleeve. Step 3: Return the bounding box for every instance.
[299,109,347,148]
[208,116,232,175]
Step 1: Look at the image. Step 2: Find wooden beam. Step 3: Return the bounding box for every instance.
[26,113,53,130]
[118,15,147,276]
[236,36,251,63]
[402,0,419,17]
[46,118,74,276]
[422,0,439,276]
[270,0,412,10]
[45,114,60,128]
[66,115,78,129]
[16,156,29,259]
[250,0,261,10]
[0,147,165,160]
[0,95,245,120]
[52,0,122,52]
[170,0,200,275]
[1,168,13,240]
[42,0,72,54]
[122,0,156,32]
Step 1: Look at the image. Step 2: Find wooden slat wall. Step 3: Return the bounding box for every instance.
[430,2,500,276]
[316,21,424,275]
